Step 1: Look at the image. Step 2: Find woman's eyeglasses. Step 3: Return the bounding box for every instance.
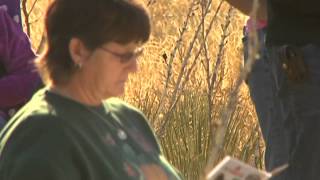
[99,47,144,63]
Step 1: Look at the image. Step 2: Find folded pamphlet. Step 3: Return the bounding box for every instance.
[207,156,272,180]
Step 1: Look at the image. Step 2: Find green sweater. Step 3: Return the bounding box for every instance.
[0,89,183,180]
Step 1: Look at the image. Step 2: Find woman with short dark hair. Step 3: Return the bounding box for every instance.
[0,0,183,179]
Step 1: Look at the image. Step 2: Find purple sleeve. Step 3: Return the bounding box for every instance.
[0,10,40,109]
[0,0,22,27]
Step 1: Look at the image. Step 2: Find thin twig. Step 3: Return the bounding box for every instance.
[153,0,198,123]
[205,0,261,177]
[157,0,214,136]
[28,0,39,15]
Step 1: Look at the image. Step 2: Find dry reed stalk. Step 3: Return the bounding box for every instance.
[204,0,261,178]
[21,0,40,36]
[152,0,198,124]
[161,0,225,134]
[157,0,226,137]
[202,0,228,130]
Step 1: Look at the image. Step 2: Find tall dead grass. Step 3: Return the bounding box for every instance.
[25,0,264,179]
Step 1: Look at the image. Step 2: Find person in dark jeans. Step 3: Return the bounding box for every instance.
[227,0,320,179]
[243,20,289,180]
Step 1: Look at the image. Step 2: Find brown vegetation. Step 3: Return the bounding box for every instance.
[24,0,264,179]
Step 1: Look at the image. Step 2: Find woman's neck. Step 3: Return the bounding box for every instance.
[49,82,102,107]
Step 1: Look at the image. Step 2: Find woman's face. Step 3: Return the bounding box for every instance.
[79,41,142,100]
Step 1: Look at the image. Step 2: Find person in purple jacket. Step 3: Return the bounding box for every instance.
[0,5,40,127]
[0,0,22,27]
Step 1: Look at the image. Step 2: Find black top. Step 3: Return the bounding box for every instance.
[266,0,320,46]
[0,89,183,180]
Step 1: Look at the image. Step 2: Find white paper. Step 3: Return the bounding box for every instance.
[207,156,272,180]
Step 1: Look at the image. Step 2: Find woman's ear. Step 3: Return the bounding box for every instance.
[69,38,91,67]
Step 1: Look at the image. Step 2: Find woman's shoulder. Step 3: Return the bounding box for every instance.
[2,89,68,143]
[2,108,66,144]
[0,112,73,179]
[105,98,153,135]
[13,88,57,118]
[105,98,144,116]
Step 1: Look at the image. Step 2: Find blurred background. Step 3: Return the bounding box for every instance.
[23,0,263,179]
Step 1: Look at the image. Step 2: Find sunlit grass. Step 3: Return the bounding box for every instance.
[25,0,264,179]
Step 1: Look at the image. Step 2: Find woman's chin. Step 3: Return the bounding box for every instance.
[101,83,126,99]
[107,89,125,98]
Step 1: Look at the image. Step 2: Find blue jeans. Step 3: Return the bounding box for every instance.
[243,29,290,179]
[268,44,320,180]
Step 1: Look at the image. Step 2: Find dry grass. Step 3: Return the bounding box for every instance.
[25,0,264,179]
